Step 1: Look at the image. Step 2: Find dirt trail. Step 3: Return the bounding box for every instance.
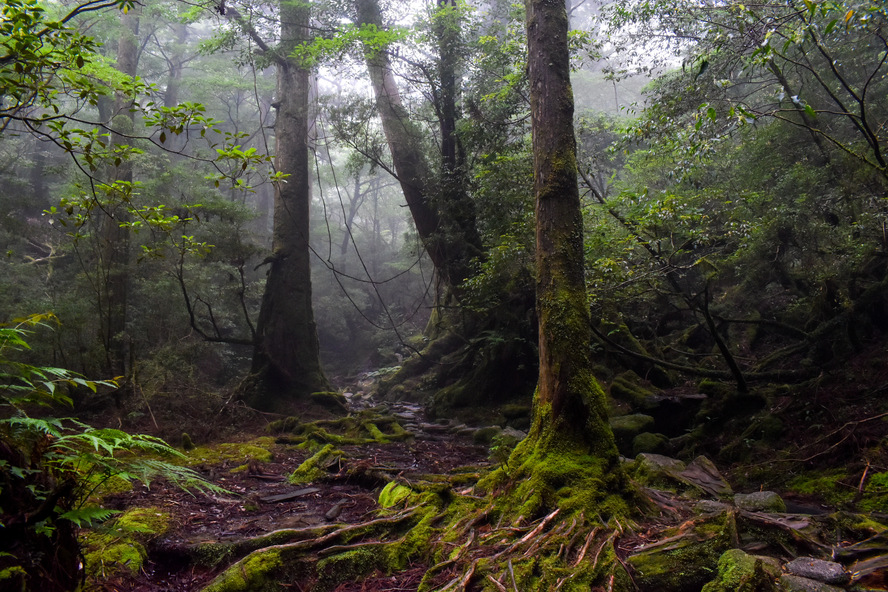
[96,398,491,591]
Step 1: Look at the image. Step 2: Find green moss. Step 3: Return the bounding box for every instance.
[267,416,301,433]
[115,507,171,538]
[478,401,629,521]
[632,432,670,456]
[82,533,147,577]
[609,372,656,409]
[201,548,285,592]
[385,497,440,571]
[627,510,736,592]
[700,549,779,592]
[364,422,388,443]
[473,426,501,445]
[185,437,275,468]
[316,548,379,591]
[82,506,172,580]
[609,414,655,453]
[181,432,195,451]
[289,443,342,484]
[786,470,855,507]
[378,482,413,508]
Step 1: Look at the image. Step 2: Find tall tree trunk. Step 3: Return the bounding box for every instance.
[354,0,480,289]
[100,7,139,377]
[246,0,329,408]
[524,0,617,458]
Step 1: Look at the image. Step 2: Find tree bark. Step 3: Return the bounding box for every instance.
[100,6,139,377]
[247,0,329,407]
[525,0,617,458]
[354,0,480,289]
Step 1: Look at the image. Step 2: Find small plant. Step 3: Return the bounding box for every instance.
[0,314,224,592]
[489,433,518,472]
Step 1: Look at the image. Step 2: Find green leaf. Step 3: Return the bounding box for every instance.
[804,104,816,118]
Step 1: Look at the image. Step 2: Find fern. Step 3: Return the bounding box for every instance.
[0,315,227,589]
[59,506,120,528]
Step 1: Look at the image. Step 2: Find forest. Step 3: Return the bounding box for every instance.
[1,0,888,590]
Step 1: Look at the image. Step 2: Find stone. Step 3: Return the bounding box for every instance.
[610,414,655,444]
[681,456,733,497]
[700,549,780,592]
[778,574,844,592]
[735,491,787,513]
[635,453,686,477]
[500,427,527,441]
[632,432,670,456]
[696,500,730,515]
[784,557,849,585]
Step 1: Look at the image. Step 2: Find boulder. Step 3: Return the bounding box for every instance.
[632,432,670,456]
[701,549,780,592]
[610,414,655,454]
[783,557,849,586]
[778,574,844,592]
[735,491,787,513]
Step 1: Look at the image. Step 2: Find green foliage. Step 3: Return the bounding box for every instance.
[0,316,225,590]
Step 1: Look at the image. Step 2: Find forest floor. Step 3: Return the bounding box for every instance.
[88,395,494,592]
[82,345,888,592]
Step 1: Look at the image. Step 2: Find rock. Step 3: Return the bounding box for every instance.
[778,574,845,592]
[784,557,849,585]
[634,453,686,480]
[610,414,656,453]
[634,453,732,499]
[500,427,527,441]
[471,426,501,445]
[627,509,736,592]
[701,549,780,592]
[681,456,733,498]
[695,500,730,515]
[632,432,670,456]
[735,491,787,513]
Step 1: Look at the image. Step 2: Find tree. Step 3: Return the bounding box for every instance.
[487,0,624,518]
[242,0,330,406]
[354,0,481,293]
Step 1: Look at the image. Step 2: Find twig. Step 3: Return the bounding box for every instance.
[591,531,618,570]
[486,574,508,592]
[508,559,519,592]
[573,527,600,567]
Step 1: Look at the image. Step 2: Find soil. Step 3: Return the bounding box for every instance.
[89,398,491,592]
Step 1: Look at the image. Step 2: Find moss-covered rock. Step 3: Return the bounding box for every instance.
[610,372,657,410]
[289,444,342,484]
[700,549,780,592]
[82,507,171,580]
[735,491,786,513]
[627,509,738,592]
[472,425,502,446]
[632,432,670,456]
[610,414,655,454]
[185,437,275,468]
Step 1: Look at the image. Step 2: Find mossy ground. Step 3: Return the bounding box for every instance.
[81,507,171,581]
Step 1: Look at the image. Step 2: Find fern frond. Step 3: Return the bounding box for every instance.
[59,506,120,527]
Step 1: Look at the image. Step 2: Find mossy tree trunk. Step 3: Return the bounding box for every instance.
[247,0,329,408]
[524,0,618,461]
